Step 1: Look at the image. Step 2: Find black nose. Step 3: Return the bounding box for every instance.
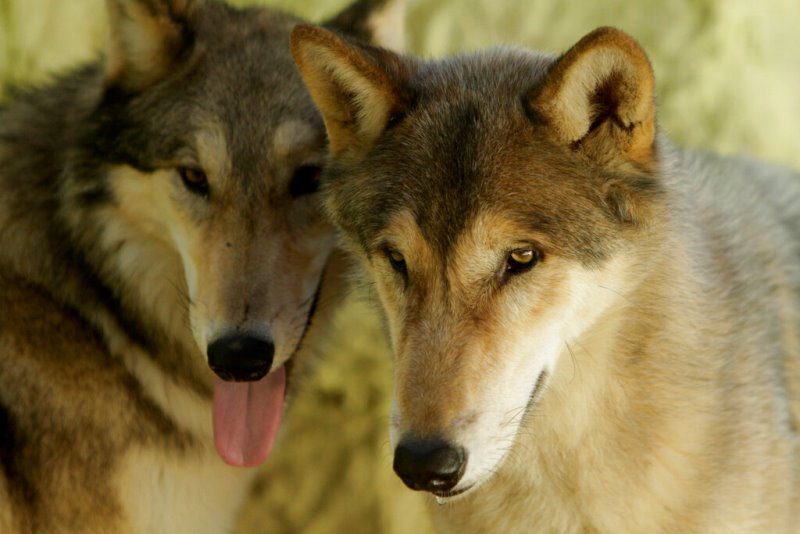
[393,438,466,493]
[207,335,275,382]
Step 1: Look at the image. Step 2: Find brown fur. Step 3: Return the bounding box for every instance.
[291,23,415,157]
[294,24,800,532]
[0,269,192,532]
[0,0,405,531]
[529,27,657,169]
[105,0,200,89]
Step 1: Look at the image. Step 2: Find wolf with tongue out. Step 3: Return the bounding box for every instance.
[0,0,404,532]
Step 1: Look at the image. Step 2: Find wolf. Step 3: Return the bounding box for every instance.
[292,24,800,532]
[0,0,403,532]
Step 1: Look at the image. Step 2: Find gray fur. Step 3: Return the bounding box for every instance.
[294,26,800,531]
[0,0,401,531]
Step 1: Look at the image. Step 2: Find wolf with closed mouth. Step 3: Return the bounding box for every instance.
[0,0,403,531]
[292,24,800,532]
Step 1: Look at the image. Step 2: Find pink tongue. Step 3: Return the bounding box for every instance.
[212,366,286,468]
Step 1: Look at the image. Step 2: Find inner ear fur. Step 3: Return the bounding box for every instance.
[105,0,200,90]
[529,27,656,169]
[291,24,410,156]
[325,0,406,52]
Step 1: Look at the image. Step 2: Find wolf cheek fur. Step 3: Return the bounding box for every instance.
[293,25,800,532]
[0,0,404,532]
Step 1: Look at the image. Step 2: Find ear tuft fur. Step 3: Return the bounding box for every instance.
[325,0,406,52]
[530,27,656,169]
[105,0,201,90]
[291,24,410,156]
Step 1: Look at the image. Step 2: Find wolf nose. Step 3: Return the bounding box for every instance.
[207,335,275,382]
[393,438,466,494]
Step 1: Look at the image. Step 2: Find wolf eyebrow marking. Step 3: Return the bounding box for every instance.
[272,119,323,158]
[193,122,230,177]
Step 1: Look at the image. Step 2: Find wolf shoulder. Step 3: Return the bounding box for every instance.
[0,267,125,531]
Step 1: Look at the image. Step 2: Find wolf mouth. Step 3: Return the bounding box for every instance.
[433,371,549,502]
[211,276,324,468]
[525,369,549,415]
[451,370,549,496]
[432,483,475,500]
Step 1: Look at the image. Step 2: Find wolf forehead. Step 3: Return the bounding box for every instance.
[98,5,323,175]
[325,49,636,265]
[189,7,319,125]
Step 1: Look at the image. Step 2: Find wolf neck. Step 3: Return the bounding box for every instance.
[0,65,214,436]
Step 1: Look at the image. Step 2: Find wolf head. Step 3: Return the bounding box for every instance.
[293,26,664,496]
[53,0,404,466]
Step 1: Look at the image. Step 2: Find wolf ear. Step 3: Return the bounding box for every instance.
[105,0,200,90]
[529,27,656,170]
[325,0,405,52]
[291,24,410,157]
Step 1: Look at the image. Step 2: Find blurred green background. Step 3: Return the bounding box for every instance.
[1,1,799,532]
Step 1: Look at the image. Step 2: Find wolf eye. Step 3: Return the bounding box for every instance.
[505,248,542,276]
[178,167,210,198]
[386,249,408,276]
[289,165,322,198]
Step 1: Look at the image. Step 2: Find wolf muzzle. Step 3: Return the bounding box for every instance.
[207,334,275,382]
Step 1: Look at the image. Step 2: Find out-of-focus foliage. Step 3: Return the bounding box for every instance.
[1,1,798,532]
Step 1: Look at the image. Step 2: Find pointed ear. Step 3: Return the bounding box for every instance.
[325,0,406,52]
[105,0,200,90]
[529,27,656,170]
[291,24,411,157]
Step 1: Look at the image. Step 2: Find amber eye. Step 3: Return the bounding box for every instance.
[387,249,408,276]
[178,167,210,198]
[506,248,542,275]
[289,165,322,198]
